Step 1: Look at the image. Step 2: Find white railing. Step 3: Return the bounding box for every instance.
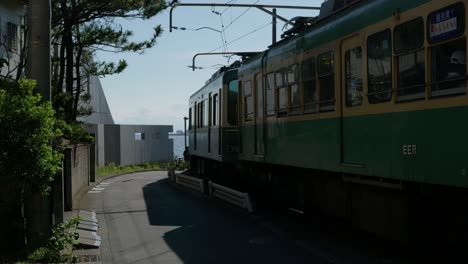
[209,182,253,212]
[176,174,205,193]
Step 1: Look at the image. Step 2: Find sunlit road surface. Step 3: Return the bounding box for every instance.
[79,171,328,264]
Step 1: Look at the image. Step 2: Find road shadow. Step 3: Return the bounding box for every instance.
[142,178,318,264]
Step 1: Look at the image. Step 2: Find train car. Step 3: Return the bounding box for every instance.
[187,63,240,177]
[187,0,468,246]
[235,0,468,244]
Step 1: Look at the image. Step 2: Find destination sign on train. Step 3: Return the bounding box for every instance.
[429,4,464,42]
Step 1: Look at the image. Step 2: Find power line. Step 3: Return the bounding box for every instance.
[207,21,272,53]
[220,0,238,15]
[222,0,261,33]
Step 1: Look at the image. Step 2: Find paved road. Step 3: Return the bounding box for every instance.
[79,171,327,264]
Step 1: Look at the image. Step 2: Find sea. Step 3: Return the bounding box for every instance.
[169,134,188,159]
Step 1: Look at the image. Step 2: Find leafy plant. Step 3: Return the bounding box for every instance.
[27,217,80,263]
[0,79,62,200]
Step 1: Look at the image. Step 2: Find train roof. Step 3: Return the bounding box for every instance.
[240,0,430,72]
[189,62,240,101]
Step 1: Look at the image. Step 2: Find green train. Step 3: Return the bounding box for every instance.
[188,0,468,244]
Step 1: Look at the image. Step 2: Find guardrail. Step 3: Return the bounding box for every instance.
[209,182,253,212]
[175,174,205,193]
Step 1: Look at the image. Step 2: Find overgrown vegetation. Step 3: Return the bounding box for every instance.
[0,79,62,200]
[26,217,80,264]
[97,160,189,179]
[51,0,169,124]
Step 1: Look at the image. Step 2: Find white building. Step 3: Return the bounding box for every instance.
[0,4,24,80]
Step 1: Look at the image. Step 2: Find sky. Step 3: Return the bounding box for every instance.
[97,0,323,132]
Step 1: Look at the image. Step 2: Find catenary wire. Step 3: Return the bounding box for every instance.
[207,21,272,53]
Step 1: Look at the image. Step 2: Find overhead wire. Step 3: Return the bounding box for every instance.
[222,0,261,33]
[207,21,272,53]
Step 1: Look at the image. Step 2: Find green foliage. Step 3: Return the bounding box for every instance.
[27,217,80,263]
[51,0,168,123]
[0,79,62,197]
[96,159,189,180]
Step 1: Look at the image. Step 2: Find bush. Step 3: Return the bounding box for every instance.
[0,79,62,200]
[27,217,80,263]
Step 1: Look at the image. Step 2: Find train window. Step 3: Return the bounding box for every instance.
[428,3,465,44]
[198,102,203,128]
[318,51,335,111]
[394,18,424,54]
[396,49,426,101]
[204,100,209,127]
[367,30,392,103]
[266,73,276,116]
[255,73,263,118]
[276,69,288,116]
[189,108,192,130]
[213,94,218,126]
[395,18,425,102]
[345,47,363,107]
[430,37,466,97]
[301,58,317,112]
[244,81,253,121]
[228,80,238,126]
[288,64,301,113]
[209,94,212,127]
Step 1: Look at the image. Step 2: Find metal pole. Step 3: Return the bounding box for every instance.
[272,8,277,45]
[192,52,261,71]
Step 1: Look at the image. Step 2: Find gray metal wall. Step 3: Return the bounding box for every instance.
[119,125,173,166]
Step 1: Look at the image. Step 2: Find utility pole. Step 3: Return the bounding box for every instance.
[272,8,277,45]
[25,0,55,245]
[27,0,51,101]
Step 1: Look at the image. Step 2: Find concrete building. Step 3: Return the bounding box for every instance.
[89,124,174,167]
[0,4,24,80]
[78,75,115,124]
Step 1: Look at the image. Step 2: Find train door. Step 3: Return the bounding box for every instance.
[340,35,365,166]
[254,73,265,156]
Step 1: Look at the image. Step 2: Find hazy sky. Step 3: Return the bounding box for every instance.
[98,0,322,131]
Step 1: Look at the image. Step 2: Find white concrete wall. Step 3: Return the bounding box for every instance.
[72,145,90,202]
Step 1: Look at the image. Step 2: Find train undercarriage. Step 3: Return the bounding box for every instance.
[189,155,468,253]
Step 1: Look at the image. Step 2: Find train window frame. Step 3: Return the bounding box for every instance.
[394,17,425,54]
[427,2,465,44]
[394,18,426,102]
[367,29,393,104]
[317,51,335,112]
[301,57,317,113]
[266,73,276,116]
[276,69,288,116]
[243,80,254,121]
[345,46,363,107]
[430,37,467,98]
[287,64,301,114]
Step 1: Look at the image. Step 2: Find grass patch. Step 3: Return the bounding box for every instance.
[96,160,188,180]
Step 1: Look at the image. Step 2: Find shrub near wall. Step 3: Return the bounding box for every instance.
[0,79,62,255]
